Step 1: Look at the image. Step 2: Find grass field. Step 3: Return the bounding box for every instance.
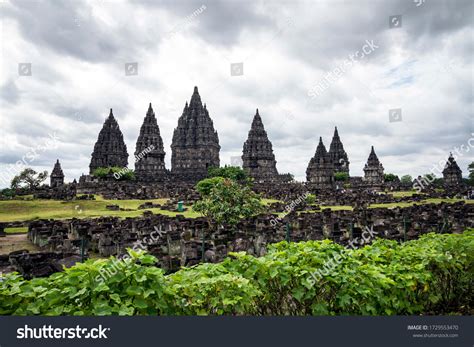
[0,197,283,222]
[0,194,471,223]
[4,227,28,234]
[0,197,202,222]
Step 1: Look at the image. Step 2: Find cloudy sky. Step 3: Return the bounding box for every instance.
[0,0,472,187]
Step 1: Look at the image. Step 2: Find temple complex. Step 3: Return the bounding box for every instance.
[89,109,128,174]
[363,146,384,189]
[68,86,466,189]
[171,87,220,180]
[328,127,349,174]
[242,109,279,182]
[134,103,167,181]
[50,159,64,188]
[443,153,463,186]
[306,137,335,189]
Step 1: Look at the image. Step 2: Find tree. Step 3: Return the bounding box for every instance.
[11,168,48,190]
[207,165,248,182]
[468,162,474,186]
[384,173,399,182]
[334,172,349,182]
[400,175,413,184]
[193,178,264,230]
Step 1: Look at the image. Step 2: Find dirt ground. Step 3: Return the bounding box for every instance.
[0,234,39,255]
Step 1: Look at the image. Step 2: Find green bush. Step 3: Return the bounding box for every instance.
[0,231,472,316]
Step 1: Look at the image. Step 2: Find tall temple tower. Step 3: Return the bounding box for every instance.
[171,87,220,180]
[89,109,128,174]
[50,159,64,187]
[241,109,279,182]
[328,127,349,174]
[306,137,334,189]
[363,146,384,188]
[134,103,167,181]
[442,153,463,186]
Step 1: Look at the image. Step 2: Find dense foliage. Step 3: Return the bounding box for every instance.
[207,165,248,182]
[400,175,413,184]
[193,178,264,229]
[0,231,472,316]
[92,167,135,181]
[334,172,349,182]
[11,168,48,189]
[383,173,399,182]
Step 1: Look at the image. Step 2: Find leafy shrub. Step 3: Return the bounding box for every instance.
[207,165,248,182]
[334,172,349,182]
[0,231,472,316]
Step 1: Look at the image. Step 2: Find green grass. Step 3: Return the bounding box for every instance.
[261,198,281,205]
[0,198,201,222]
[4,227,28,234]
[388,190,420,198]
[368,198,473,209]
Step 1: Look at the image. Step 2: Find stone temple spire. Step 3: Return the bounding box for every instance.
[242,109,279,182]
[171,86,220,181]
[134,103,166,181]
[328,126,349,174]
[306,137,334,188]
[442,153,463,186]
[50,159,64,188]
[363,146,384,188]
[89,109,128,174]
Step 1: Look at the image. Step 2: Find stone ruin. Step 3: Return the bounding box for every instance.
[171,86,220,181]
[306,137,335,189]
[328,127,349,174]
[24,201,474,274]
[89,108,128,174]
[50,159,64,188]
[242,109,279,182]
[443,153,463,187]
[363,146,384,190]
[134,103,167,182]
[32,85,467,192]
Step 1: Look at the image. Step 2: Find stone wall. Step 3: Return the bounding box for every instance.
[27,202,474,273]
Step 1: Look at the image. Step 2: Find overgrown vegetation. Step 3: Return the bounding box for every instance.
[1,231,472,315]
[193,177,264,230]
[383,173,399,182]
[334,172,349,182]
[207,165,248,182]
[92,167,135,181]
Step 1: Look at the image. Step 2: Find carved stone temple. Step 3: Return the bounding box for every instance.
[306,137,335,189]
[171,87,220,180]
[89,109,128,174]
[442,153,463,186]
[50,159,64,187]
[242,109,279,182]
[134,103,167,181]
[328,127,349,174]
[363,146,384,188]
